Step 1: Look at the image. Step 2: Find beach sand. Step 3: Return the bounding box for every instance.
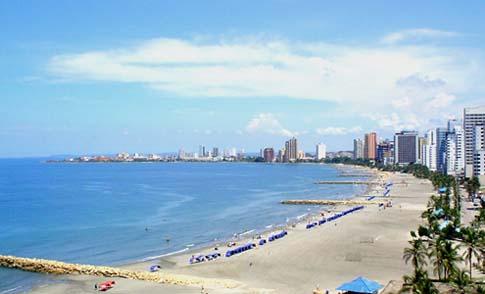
[31,171,434,293]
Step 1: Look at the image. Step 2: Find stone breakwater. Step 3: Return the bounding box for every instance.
[0,255,240,289]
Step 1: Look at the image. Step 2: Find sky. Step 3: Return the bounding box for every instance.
[1,1,485,157]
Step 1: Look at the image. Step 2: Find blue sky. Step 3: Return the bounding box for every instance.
[1,1,485,157]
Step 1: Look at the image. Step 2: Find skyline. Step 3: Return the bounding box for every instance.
[3,1,485,157]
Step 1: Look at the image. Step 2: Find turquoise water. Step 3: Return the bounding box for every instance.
[0,159,367,292]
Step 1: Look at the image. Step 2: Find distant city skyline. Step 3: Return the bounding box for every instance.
[2,1,485,157]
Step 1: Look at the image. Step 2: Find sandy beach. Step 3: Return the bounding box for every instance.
[30,169,434,294]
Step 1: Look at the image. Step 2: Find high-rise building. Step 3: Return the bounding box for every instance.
[436,127,448,173]
[263,148,275,162]
[464,106,485,177]
[364,132,377,160]
[199,145,206,158]
[418,137,427,164]
[353,139,364,159]
[377,140,394,165]
[425,129,437,171]
[445,120,465,176]
[177,149,185,160]
[394,131,419,165]
[474,151,485,184]
[284,137,298,162]
[297,150,305,160]
[212,147,219,158]
[474,125,485,184]
[316,143,326,160]
[278,148,285,162]
[474,125,485,151]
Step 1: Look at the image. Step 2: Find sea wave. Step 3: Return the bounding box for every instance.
[0,286,22,294]
[140,247,190,261]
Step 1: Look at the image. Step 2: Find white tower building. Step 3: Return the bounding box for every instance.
[316,143,326,160]
[425,129,437,171]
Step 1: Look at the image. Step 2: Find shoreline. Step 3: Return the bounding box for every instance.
[132,164,381,264]
[21,164,404,293]
[23,164,387,292]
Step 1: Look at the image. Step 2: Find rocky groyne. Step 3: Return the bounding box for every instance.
[0,255,240,288]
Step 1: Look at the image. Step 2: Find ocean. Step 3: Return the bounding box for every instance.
[0,159,368,293]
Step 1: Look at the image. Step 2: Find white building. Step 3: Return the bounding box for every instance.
[425,129,437,171]
[445,120,465,176]
[316,143,326,160]
[353,138,364,159]
[474,125,485,152]
[464,106,485,177]
[177,149,185,160]
[474,125,485,184]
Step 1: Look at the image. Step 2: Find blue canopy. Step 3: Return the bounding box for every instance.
[438,187,447,193]
[438,220,451,230]
[432,208,444,217]
[336,276,383,293]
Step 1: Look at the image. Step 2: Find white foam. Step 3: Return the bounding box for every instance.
[239,229,255,236]
[140,247,189,261]
[296,213,308,219]
[1,286,22,294]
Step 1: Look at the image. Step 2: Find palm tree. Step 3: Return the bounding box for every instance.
[450,269,472,294]
[441,240,462,280]
[476,285,485,294]
[430,237,445,280]
[465,176,481,200]
[403,238,428,272]
[461,227,483,279]
[401,269,439,294]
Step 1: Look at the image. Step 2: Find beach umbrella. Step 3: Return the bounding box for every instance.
[336,276,383,293]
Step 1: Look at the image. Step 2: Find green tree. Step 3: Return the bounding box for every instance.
[465,176,481,200]
[441,240,462,281]
[460,227,483,279]
[403,237,428,273]
[430,237,445,280]
[450,269,472,294]
[400,269,439,294]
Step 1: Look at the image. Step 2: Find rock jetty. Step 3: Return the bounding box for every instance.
[0,255,240,288]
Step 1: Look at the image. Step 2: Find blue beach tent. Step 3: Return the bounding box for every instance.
[438,187,447,193]
[149,265,161,272]
[336,276,383,293]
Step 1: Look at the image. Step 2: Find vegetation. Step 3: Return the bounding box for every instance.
[466,176,482,200]
[323,156,485,290]
[395,164,485,292]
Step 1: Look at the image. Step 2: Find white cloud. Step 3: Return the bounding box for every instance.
[381,28,459,44]
[48,37,478,104]
[245,113,295,137]
[396,73,446,89]
[315,126,362,135]
[427,92,456,108]
[367,112,420,131]
[47,34,483,132]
